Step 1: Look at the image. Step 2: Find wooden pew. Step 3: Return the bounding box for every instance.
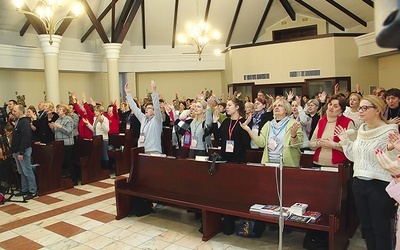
[113,131,135,176]
[209,148,313,168]
[31,141,73,195]
[77,136,110,185]
[115,147,350,249]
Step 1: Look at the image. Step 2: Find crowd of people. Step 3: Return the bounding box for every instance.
[1,82,400,249]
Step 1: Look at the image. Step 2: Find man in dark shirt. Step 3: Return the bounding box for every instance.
[11,105,37,200]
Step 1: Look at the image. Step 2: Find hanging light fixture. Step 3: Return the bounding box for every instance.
[178,0,220,61]
[13,0,83,45]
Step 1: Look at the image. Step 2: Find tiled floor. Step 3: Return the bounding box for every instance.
[0,176,367,250]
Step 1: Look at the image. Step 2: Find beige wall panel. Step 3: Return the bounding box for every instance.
[229,37,336,84]
[136,71,224,102]
[333,38,379,93]
[378,54,400,90]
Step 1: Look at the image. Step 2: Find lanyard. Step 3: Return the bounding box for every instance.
[193,120,202,137]
[141,116,153,133]
[228,118,241,140]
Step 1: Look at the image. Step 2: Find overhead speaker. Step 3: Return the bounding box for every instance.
[375,0,400,49]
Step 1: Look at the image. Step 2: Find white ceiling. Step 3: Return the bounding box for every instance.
[0,0,375,48]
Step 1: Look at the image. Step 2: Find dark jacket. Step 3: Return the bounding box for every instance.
[11,116,31,155]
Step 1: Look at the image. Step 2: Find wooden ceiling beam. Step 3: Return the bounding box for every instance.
[252,0,274,44]
[226,0,243,47]
[142,0,146,49]
[279,0,296,21]
[81,1,118,43]
[294,0,345,31]
[204,0,211,23]
[19,3,46,35]
[361,0,374,8]
[56,11,74,36]
[80,0,109,43]
[326,0,367,27]
[172,0,179,48]
[113,0,134,42]
[116,0,143,43]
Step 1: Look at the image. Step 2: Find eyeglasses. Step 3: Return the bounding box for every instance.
[357,105,375,112]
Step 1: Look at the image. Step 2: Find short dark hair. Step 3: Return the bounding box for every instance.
[328,94,347,112]
[8,100,17,105]
[385,88,400,98]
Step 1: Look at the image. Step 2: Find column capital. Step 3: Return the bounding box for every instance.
[38,34,62,55]
[103,43,122,60]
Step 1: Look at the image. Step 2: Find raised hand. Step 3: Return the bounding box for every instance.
[388,131,400,152]
[88,98,95,106]
[124,83,131,94]
[320,91,327,103]
[150,80,156,93]
[290,122,300,137]
[356,84,361,94]
[81,92,87,103]
[334,125,348,141]
[334,83,340,94]
[376,148,400,179]
[212,109,219,123]
[287,91,294,102]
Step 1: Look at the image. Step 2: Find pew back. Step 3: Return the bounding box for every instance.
[31,141,73,195]
[128,148,342,216]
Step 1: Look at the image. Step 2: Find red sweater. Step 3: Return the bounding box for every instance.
[104,104,120,135]
[74,103,94,140]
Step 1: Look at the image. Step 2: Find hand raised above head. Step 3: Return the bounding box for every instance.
[150,80,156,90]
[124,83,131,94]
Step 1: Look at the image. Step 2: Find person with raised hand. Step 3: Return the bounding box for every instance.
[211,98,250,163]
[240,98,303,167]
[124,81,162,154]
[336,95,398,250]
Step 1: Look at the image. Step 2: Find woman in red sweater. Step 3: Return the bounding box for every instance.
[104,102,120,135]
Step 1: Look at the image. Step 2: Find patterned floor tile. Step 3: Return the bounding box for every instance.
[0,203,29,215]
[0,235,43,250]
[45,221,86,238]
[82,210,115,223]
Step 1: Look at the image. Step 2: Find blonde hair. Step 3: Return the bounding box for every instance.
[194,100,207,122]
[362,95,387,122]
[44,101,55,112]
[57,104,70,115]
[273,99,292,116]
[94,105,105,113]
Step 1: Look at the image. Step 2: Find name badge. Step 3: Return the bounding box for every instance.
[225,140,235,153]
[139,133,145,143]
[268,138,278,151]
[126,123,131,130]
[191,136,198,148]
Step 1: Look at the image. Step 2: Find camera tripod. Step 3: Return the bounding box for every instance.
[1,158,27,203]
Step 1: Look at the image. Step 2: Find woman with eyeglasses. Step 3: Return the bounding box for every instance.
[309,94,356,167]
[336,95,398,250]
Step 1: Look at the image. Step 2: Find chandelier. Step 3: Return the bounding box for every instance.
[178,1,220,61]
[14,0,83,45]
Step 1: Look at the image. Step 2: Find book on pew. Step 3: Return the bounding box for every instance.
[249,204,266,212]
[302,210,322,221]
[260,205,290,217]
[287,214,312,223]
[287,210,321,223]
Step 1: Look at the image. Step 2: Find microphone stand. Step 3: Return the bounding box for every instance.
[278,152,283,250]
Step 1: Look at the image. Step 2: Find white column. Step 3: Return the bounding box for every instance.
[103,43,122,104]
[38,34,62,105]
